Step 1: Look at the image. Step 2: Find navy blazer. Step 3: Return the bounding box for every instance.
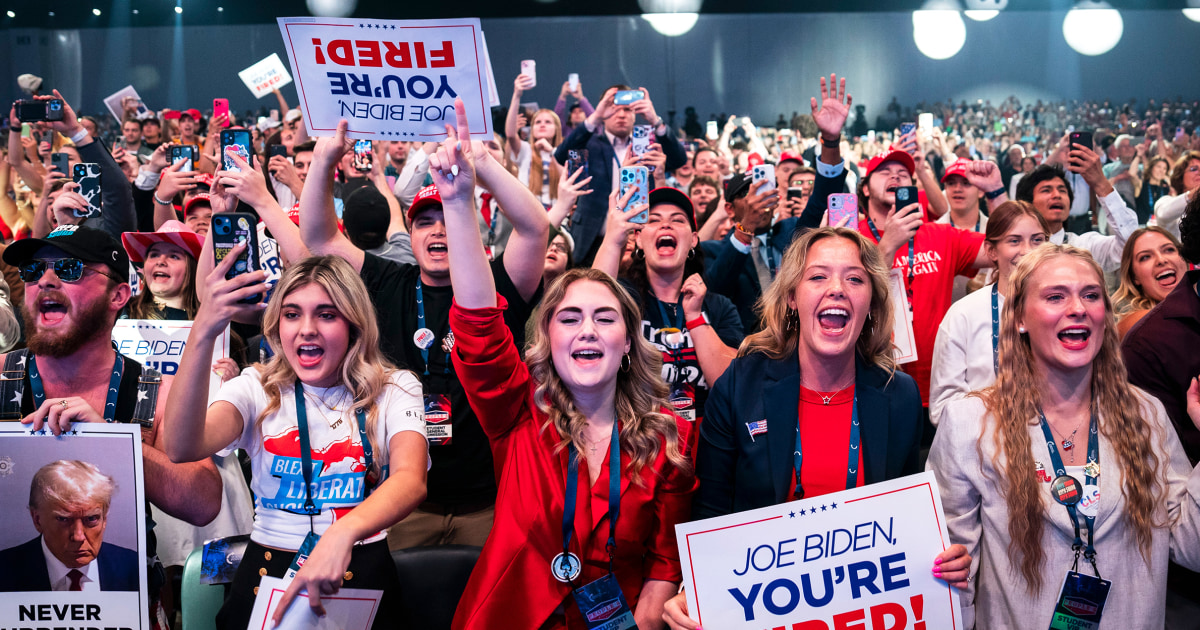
[554,123,687,262]
[693,351,922,520]
[0,536,139,591]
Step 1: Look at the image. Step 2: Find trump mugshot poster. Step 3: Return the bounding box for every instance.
[676,472,962,630]
[0,423,148,630]
[277,16,493,140]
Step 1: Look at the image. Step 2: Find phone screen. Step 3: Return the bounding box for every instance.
[221,130,252,172]
[353,140,373,173]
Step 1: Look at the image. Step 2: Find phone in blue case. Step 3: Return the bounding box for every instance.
[619,166,650,224]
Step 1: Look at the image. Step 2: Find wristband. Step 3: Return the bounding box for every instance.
[69,128,89,145]
[821,135,840,148]
[984,187,1006,200]
[686,315,709,331]
[734,222,754,237]
[153,193,172,206]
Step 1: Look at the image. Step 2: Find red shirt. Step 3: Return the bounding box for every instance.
[858,219,984,404]
[787,385,864,500]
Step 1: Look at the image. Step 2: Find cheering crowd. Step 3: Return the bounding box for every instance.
[4,64,1200,630]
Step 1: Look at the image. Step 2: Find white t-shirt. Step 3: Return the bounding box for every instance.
[216,367,426,550]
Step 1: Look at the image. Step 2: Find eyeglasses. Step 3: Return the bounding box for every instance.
[548,243,569,254]
[19,259,120,284]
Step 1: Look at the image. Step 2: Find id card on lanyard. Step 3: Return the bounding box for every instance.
[551,420,637,630]
[1040,407,1110,629]
[656,297,696,422]
[414,279,454,445]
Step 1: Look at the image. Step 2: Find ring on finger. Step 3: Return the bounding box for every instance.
[60,399,69,409]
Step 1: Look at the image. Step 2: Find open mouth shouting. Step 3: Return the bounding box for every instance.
[817,306,850,334]
[37,293,69,327]
[1056,325,1091,351]
[1154,268,1178,291]
[296,343,325,368]
[654,233,678,258]
[571,346,605,368]
[426,241,448,258]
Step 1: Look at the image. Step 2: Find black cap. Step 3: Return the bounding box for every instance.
[648,187,697,231]
[724,171,754,200]
[342,186,391,249]
[4,225,130,283]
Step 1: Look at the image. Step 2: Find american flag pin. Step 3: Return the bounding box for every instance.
[746,420,768,442]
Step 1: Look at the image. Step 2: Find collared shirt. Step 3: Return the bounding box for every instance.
[1049,190,1138,272]
[42,537,99,592]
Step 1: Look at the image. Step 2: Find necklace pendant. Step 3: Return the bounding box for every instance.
[1061,438,1074,451]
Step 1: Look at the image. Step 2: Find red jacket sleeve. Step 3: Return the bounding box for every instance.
[449,295,536,447]
[642,416,698,583]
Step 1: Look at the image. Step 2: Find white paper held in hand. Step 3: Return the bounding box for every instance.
[247,576,383,630]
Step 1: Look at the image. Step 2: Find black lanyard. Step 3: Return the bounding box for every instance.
[292,381,372,517]
[990,283,1001,375]
[866,218,915,311]
[793,395,860,499]
[561,419,621,580]
[1038,407,1100,575]
[29,352,123,423]
[416,279,450,377]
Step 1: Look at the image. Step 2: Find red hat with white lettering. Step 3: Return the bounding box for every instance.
[941,159,971,183]
[406,185,443,224]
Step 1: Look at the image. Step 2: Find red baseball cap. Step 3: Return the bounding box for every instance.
[183,193,211,217]
[779,151,804,166]
[161,109,180,120]
[941,159,971,183]
[406,185,443,224]
[746,152,765,169]
[181,108,202,121]
[864,149,916,181]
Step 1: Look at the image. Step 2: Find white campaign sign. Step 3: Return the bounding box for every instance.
[276,17,493,140]
[238,53,295,99]
[889,268,918,365]
[0,424,147,629]
[677,472,962,630]
[247,576,382,630]
[113,320,230,402]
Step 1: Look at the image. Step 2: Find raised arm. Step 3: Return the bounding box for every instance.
[298,120,364,271]
[962,160,1008,212]
[504,75,534,159]
[164,241,269,463]
[216,151,308,264]
[546,166,593,228]
[431,99,495,309]
[592,188,643,277]
[474,140,550,302]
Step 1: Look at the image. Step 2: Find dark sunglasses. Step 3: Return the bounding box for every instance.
[19,258,119,284]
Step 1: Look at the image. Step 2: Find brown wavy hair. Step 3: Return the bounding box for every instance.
[255,256,412,475]
[738,227,895,374]
[1169,150,1200,195]
[983,200,1050,269]
[128,248,200,319]
[1112,226,1185,315]
[975,244,1166,593]
[526,267,691,484]
[527,109,563,202]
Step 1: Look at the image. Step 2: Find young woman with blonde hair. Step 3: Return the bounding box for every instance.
[163,251,427,630]
[930,243,1200,628]
[664,227,970,629]
[430,102,695,630]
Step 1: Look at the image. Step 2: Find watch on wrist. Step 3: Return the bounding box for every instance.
[821,135,841,148]
[984,187,1006,200]
[734,222,754,237]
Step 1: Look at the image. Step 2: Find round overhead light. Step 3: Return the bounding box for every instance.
[92,8,101,15]
[6,10,14,17]
[1063,3,1123,55]
[1184,8,1200,21]
[217,7,224,12]
[132,8,138,13]
[175,5,182,13]
[964,10,999,20]
[306,0,357,18]
[641,12,699,36]
[912,10,966,60]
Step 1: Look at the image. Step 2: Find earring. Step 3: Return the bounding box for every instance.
[620,353,631,372]
[785,309,798,331]
[633,247,645,261]
[1018,326,1027,334]
[687,248,696,259]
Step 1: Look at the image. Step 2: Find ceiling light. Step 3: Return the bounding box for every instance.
[5,10,14,17]
[132,8,138,13]
[641,12,698,36]
[1184,8,1200,21]
[912,10,966,60]
[964,10,998,20]
[175,5,182,13]
[1063,2,1123,55]
[217,6,224,11]
[306,0,357,17]
[92,8,101,15]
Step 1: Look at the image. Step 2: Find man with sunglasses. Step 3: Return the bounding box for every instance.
[1,225,222,529]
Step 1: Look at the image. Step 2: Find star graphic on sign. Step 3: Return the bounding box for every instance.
[831,502,837,509]
[11,389,22,405]
[788,511,795,518]
[390,25,396,29]
[799,508,806,516]
[820,504,827,512]
[137,389,148,403]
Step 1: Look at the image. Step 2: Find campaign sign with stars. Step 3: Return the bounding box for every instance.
[676,472,962,630]
[277,16,492,141]
[112,321,230,402]
[0,423,147,629]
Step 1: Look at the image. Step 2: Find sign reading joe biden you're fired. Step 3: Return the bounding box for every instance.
[277,16,493,141]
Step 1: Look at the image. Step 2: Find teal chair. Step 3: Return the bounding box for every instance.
[181,547,226,630]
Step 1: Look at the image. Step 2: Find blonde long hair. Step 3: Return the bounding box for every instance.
[528,109,563,201]
[526,268,691,483]
[1112,226,1185,315]
[739,227,895,374]
[976,244,1165,592]
[256,256,408,475]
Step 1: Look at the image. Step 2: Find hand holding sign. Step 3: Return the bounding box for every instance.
[427,98,477,202]
[312,120,357,173]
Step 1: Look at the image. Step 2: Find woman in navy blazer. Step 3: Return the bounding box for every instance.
[663,227,971,629]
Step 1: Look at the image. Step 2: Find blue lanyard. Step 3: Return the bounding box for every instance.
[293,381,372,516]
[867,218,915,311]
[416,279,450,377]
[1038,407,1100,571]
[793,395,860,499]
[656,296,687,385]
[991,283,1001,375]
[562,419,621,578]
[29,352,123,423]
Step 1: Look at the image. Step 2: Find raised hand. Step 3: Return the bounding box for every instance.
[426,98,477,202]
[811,74,852,141]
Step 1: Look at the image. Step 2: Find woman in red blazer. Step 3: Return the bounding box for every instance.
[430,102,696,630]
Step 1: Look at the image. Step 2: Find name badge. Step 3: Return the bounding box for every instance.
[669,382,696,422]
[1050,571,1111,630]
[573,573,636,630]
[424,393,453,446]
[285,531,321,580]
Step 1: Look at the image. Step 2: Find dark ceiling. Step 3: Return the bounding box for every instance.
[1,0,1190,29]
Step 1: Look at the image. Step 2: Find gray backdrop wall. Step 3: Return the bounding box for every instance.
[3,10,1199,128]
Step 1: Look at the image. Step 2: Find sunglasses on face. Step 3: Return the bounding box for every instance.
[19,258,119,284]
